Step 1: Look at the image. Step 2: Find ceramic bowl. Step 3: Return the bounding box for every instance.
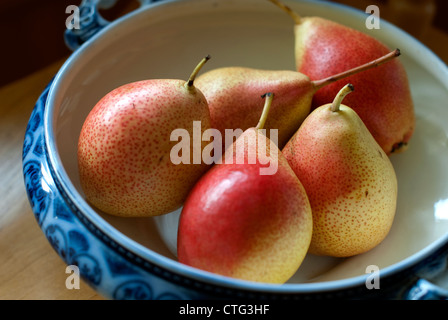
[23,0,448,299]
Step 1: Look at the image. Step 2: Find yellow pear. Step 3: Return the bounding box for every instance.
[283,84,398,257]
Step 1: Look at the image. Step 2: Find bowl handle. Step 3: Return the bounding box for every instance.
[404,242,448,300]
[406,279,448,300]
[64,0,159,51]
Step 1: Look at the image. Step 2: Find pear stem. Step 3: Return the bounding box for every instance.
[256,93,274,130]
[312,49,401,90]
[268,0,302,24]
[185,55,211,89]
[330,84,354,112]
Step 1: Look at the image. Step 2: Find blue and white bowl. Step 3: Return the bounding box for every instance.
[23,0,448,299]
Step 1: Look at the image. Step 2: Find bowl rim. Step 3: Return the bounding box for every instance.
[43,0,448,294]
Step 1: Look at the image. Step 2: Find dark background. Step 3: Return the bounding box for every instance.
[1,0,447,88]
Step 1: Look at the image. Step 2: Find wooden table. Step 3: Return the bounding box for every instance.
[0,57,103,299]
[1,27,447,300]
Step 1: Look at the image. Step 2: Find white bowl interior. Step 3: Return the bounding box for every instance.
[49,0,448,285]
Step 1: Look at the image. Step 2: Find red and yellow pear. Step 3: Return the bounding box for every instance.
[177,93,313,283]
[283,84,398,257]
[269,0,415,154]
[78,56,211,217]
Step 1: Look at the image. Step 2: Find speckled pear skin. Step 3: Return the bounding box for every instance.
[195,67,315,148]
[177,128,313,284]
[283,103,397,258]
[294,17,415,155]
[77,79,211,217]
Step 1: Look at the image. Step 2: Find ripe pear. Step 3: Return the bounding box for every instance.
[177,93,313,284]
[78,56,212,217]
[268,0,415,154]
[283,84,398,257]
[195,49,400,149]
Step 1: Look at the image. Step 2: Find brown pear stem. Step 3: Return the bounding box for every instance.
[185,55,211,89]
[312,49,401,90]
[268,0,302,24]
[256,93,274,130]
[331,84,354,112]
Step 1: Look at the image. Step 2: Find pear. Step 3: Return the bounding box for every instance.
[268,0,415,154]
[177,93,313,284]
[195,49,400,149]
[78,56,212,217]
[283,84,398,257]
